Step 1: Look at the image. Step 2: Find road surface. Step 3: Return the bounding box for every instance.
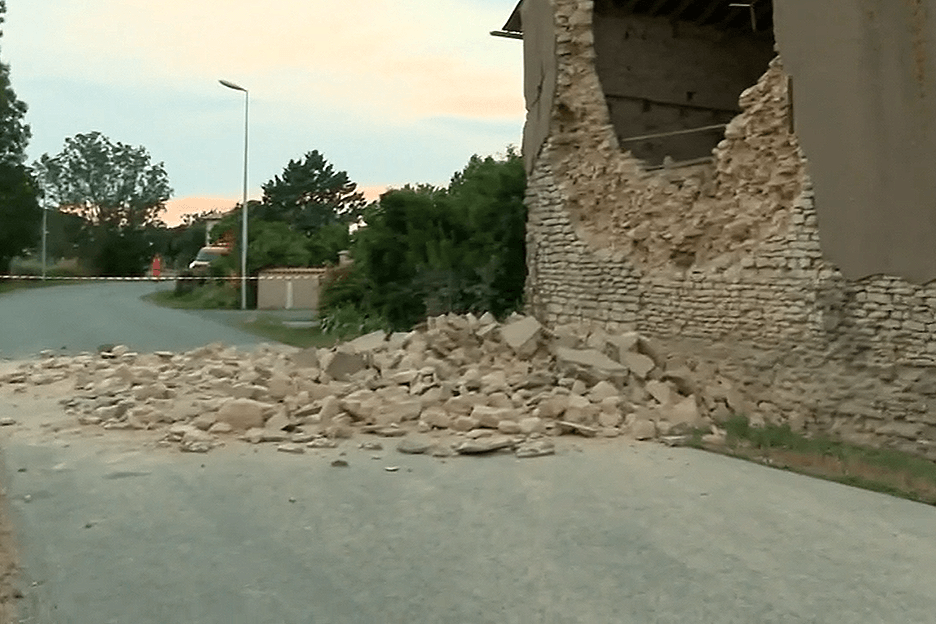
[0,282,264,360]
[1,282,935,622]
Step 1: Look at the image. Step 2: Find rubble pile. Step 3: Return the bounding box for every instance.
[0,313,749,458]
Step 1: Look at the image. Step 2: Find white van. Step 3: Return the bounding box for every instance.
[188,246,230,272]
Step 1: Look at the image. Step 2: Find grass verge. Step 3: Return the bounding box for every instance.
[143,287,362,349]
[239,316,354,349]
[143,285,238,310]
[0,279,82,295]
[702,415,936,505]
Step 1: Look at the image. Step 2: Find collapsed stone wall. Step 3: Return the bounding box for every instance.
[525,0,936,459]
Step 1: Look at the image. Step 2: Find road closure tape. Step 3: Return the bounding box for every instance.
[2,274,324,282]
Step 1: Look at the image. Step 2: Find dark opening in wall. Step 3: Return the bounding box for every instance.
[593,0,775,167]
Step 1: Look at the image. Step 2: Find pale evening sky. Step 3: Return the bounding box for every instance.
[4,0,524,225]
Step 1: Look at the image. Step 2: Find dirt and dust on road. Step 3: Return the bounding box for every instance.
[1,312,936,620]
[0,489,18,623]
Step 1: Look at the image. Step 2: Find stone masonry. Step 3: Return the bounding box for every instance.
[524,0,936,459]
[0,315,741,458]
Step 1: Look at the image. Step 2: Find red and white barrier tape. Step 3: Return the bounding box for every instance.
[2,274,324,282]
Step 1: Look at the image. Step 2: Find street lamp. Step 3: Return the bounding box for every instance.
[41,200,48,281]
[219,79,250,310]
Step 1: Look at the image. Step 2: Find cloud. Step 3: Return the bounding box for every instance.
[10,0,524,123]
[163,196,238,227]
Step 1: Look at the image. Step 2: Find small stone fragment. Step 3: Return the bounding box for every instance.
[397,438,433,454]
[558,421,598,437]
[277,443,305,454]
[455,436,513,455]
[307,437,339,449]
[515,439,555,459]
[330,459,349,467]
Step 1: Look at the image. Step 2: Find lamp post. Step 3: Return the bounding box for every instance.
[219,79,250,310]
[41,200,48,281]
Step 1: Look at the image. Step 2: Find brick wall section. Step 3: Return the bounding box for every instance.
[525,0,936,459]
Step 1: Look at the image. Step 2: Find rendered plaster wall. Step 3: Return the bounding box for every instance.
[774,0,936,283]
[521,0,559,173]
[523,0,936,457]
[592,8,774,165]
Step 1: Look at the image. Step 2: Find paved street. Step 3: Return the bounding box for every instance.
[1,283,936,622]
[0,282,264,360]
[2,405,936,624]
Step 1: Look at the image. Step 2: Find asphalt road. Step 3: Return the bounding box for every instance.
[1,283,936,622]
[0,282,264,359]
[2,413,936,624]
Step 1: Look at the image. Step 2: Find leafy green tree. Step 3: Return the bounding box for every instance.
[257,150,365,235]
[306,221,352,267]
[0,0,40,274]
[320,149,526,330]
[35,132,173,275]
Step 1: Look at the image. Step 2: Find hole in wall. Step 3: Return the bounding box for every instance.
[593,0,776,167]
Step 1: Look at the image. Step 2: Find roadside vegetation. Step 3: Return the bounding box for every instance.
[696,415,936,505]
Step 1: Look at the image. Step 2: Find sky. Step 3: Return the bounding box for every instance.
[3,0,525,225]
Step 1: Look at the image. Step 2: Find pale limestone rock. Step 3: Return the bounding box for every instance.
[265,412,290,431]
[666,396,704,428]
[598,410,623,428]
[480,369,509,393]
[322,350,366,381]
[588,381,619,403]
[208,421,233,434]
[422,406,451,429]
[498,420,522,434]
[266,374,292,400]
[515,439,554,458]
[604,332,640,362]
[290,347,319,369]
[471,405,516,428]
[443,396,474,417]
[192,413,217,431]
[318,396,341,425]
[622,352,655,379]
[452,415,480,432]
[500,316,542,358]
[276,443,305,454]
[348,330,388,353]
[630,419,657,440]
[216,398,266,431]
[536,394,569,419]
[455,436,513,455]
[645,380,674,405]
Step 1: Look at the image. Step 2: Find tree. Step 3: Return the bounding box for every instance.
[0,0,40,274]
[35,132,173,275]
[257,150,366,235]
[320,149,526,330]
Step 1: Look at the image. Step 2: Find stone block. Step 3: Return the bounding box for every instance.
[587,380,619,403]
[216,398,266,431]
[322,350,366,381]
[471,405,517,428]
[422,406,452,429]
[630,419,657,440]
[348,330,388,353]
[645,380,674,405]
[501,316,542,358]
[555,347,627,382]
[622,352,655,379]
[452,415,480,432]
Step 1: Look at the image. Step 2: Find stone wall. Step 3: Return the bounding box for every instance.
[524,0,936,459]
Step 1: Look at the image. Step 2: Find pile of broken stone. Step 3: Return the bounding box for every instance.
[0,312,733,459]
